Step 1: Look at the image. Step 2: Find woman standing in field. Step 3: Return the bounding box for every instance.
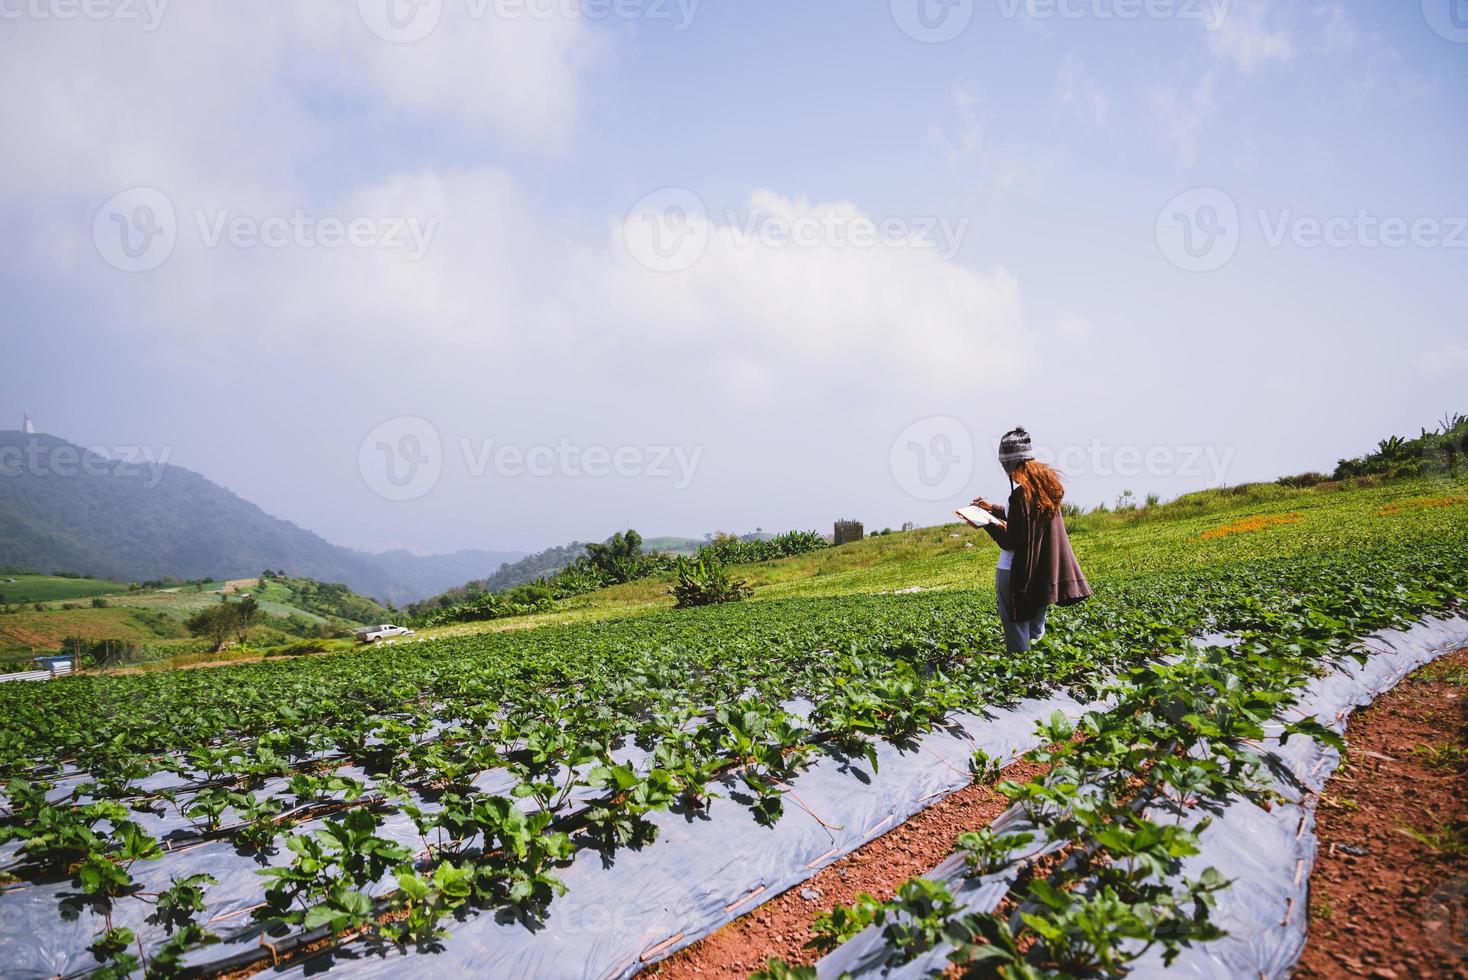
[970,427,1092,653]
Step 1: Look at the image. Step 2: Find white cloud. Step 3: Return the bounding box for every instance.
[1314,1,1359,54]
[929,84,985,167]
[1056,56,1107,129]
[0,4,596,214]
[1418,344,1468,378]
[929,84,1044,196]
[44,169,1037,402]
[0,4,603,374]
[1308,3,1426,98]
[2,3,1037,424]
[1205,0,1293,74]
[1056,314,1093,342]
[1148,71,1217,168]
[294,4,597,150]
[1142,0,1288,170]
[588,191,1033,390]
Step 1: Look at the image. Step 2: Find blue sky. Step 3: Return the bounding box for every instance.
[2,1,1465,554]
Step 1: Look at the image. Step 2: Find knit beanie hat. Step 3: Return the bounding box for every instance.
[998,427,1034,466]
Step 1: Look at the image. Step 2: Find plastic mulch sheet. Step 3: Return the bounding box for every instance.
[270,689,1107,979]
[811,612,1468,980]
[0,681,1108,979]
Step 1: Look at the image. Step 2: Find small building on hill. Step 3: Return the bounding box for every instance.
[834,519,864,546]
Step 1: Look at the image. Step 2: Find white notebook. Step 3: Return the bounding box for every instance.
[955,505,1006,530]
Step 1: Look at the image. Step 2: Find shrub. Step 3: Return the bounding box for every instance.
[669,557,752,609]
[1277,471,1329,489]
[410,527,821,626]
[57,637,141,669]
[697,530,827,565]
[265,639,332,658]
[1333,413,1467,481]
[583,530,658,584]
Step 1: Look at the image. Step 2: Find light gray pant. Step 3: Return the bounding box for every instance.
[996,567,1048,653]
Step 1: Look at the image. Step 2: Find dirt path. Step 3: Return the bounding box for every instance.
[647,757,1047,978]
[1296,648,1468,979]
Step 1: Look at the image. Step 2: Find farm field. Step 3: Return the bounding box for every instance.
[0,477,1465,978]
[15,3,1466,977]
[0,573,129,604]
[428,476,1468,635]
[0,574,391,667]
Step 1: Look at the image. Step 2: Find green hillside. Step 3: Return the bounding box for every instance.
[0,572,391,667]
[1,441,1462,977]
[0,572,124,604]
[421,474,1468,641]
[0,431,523,604]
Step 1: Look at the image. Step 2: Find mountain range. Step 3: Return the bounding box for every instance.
[0,431,523,605]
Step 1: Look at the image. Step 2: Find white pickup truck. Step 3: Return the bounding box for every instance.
[355,624,417,644]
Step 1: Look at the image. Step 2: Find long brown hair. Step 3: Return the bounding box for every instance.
[1011,459,1065,517]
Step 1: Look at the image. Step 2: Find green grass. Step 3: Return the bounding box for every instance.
[0,607,169,663]
[422,475,1468,641]
[0,574,127,604]
[0,573,389,664]
[640,536,704,555]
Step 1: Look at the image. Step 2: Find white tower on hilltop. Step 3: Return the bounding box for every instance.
[23,412,34,434]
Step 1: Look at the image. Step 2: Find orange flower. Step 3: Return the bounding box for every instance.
[1201,513,1303,541]
[1374,496,1465,517]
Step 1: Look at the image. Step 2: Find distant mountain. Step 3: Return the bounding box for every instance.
[640,536,701,555]
[642,532,776,555]
[477,541,588,593]
[399,541,590,615]
[414,529,793,612]
[0,431,523,605]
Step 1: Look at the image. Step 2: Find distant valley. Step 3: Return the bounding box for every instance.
[0,431,523,605]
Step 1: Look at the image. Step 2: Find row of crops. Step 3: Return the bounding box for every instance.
[1,504,1465,977]
[773,558,1467,977]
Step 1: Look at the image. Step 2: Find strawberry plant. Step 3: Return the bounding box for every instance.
[0,496,1460,976]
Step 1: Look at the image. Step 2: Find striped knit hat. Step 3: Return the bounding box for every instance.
[998,427,1034,466]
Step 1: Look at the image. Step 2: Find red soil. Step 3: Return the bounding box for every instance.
[1296,648,1468,979]
[648,758,1047,978]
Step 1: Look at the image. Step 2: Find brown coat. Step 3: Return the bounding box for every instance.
[984,487,1092,621]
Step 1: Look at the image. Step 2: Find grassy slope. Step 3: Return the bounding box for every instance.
[0,607,159,653]
[0,574,128,603]
[0,574,390,663]
[427,477,1468,640]
[34,477,1459,662]
[641,536,704,555]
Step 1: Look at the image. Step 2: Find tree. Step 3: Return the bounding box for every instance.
[234,595,259,645]
[186,604,239,652]
[582,530,647,584]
